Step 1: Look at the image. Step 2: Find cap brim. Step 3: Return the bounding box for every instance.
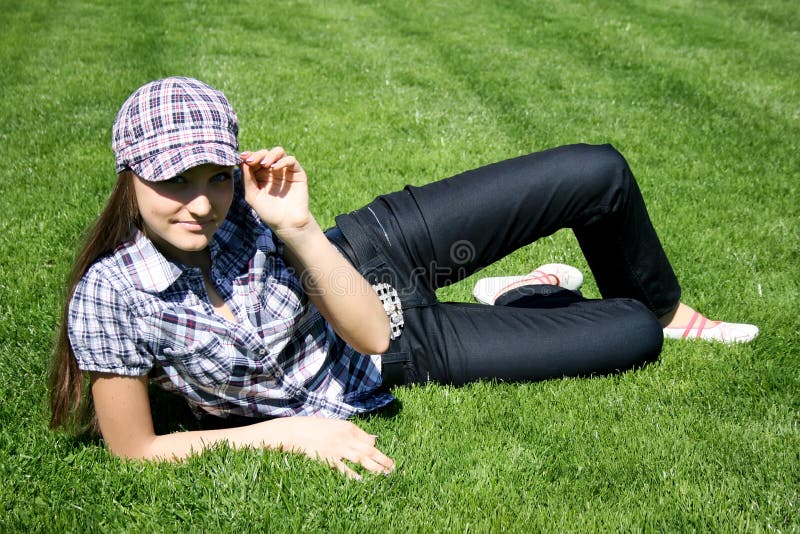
[131,143,241,182]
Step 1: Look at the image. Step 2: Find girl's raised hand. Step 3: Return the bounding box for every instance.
[240,147,311,234]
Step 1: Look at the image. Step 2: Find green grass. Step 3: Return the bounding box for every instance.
[1,0,798,530]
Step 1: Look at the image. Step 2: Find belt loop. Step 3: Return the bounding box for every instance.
[334,212,379,266]
[324,226,358,266]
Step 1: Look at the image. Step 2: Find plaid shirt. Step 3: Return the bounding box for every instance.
[68,191,394,419]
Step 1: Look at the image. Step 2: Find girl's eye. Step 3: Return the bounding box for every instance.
[163,175,188,185]
[211,172,233,183]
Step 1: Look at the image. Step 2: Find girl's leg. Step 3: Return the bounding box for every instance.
[393,143,681,317]
[328,145,673,385]
[400,296,663,386]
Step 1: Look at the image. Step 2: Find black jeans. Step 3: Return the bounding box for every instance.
[326,144,680,387]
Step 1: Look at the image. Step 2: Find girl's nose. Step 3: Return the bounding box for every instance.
[186,190,213,217]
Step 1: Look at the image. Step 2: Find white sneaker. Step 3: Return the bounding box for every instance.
[473,263,584,305]
[663,312,759,343]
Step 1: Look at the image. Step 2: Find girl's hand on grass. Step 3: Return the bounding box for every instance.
[90,375,393,479]
[274,416,395,480]
[240,147,311,235]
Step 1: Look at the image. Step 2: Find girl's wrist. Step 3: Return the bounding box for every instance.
[273,217,325,255]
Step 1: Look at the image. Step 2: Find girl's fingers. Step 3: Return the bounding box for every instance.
[341,443,395,475]
[241,149,270,165]
[269,155,298,171]
[331,450,390,479]
[331,459,362,481]
[349,427,393,472]
[259,147,285,167]
[358,454,394,475]
[240,148,305,186]
[372,449,395,472]
[240,147,285,168]
[260,147,286,167]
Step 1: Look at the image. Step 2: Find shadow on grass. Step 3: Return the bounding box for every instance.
[355,398,404,420]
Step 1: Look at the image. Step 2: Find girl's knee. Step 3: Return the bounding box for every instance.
[578,143,633,192]
[618,298,664,365]
[553,144,637,220]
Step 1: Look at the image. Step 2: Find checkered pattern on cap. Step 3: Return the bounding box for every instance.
[112,77,241,182]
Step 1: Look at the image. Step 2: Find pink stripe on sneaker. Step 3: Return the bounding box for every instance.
[694,316,708,338]
[530,270,561,287]
[682,312,699,339]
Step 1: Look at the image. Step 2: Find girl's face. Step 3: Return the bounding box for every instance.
[133,163,235,267]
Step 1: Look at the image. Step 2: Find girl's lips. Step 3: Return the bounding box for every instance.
[177,220,214,231]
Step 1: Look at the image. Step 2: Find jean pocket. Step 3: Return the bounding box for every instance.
[381,350,418,387]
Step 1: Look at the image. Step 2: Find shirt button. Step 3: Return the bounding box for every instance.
[259,348,266,355]
[216,279,223,285]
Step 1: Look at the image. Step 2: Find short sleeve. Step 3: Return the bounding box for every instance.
[67,266,153,376]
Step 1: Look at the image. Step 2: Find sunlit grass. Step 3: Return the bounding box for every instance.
[1,0,798,530]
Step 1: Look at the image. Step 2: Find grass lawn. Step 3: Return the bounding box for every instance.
[1,0,798,530]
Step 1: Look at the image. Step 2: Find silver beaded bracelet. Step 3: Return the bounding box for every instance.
[372,282,404,340]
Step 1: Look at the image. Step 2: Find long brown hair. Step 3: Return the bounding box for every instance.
[49,170,141,432]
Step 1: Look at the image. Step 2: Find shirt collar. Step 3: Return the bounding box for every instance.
[117,230,188,294]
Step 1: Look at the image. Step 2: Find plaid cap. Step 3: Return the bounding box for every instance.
[112,77,241,182]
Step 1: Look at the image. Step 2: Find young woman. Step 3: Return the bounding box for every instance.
[49,77,758,478]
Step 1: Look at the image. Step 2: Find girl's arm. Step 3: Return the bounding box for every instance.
[240,148,390,355]
[280,219,391,355]
[91,373,394,478]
